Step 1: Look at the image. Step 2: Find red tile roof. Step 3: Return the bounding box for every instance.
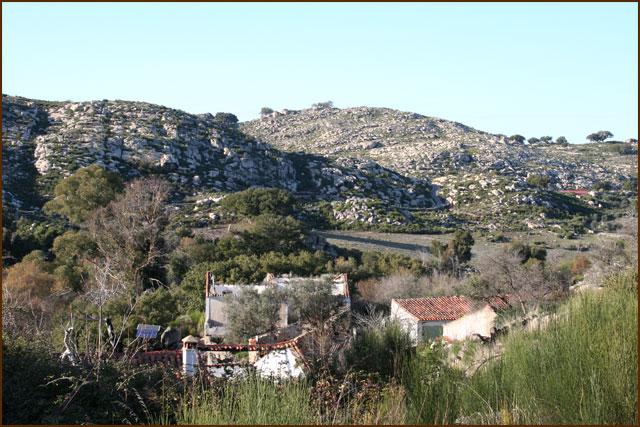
[393,296,478,321]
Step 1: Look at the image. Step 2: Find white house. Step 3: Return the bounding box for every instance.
[390,296,499,344]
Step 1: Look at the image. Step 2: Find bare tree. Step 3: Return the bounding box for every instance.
[88,177,172,292]
[473,250,561,317]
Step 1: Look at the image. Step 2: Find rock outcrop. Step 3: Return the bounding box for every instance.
[2,95,437,214]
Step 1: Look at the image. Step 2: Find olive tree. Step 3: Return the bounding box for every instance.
[586,130,613,143]
[44,165,123,224]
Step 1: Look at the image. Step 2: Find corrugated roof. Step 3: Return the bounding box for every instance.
[393,296,477,321]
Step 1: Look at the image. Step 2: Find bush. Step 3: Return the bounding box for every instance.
[526,174,550,188]
[3,337,181,424]
[220,188,295,217]
[345,320,413,381]
[43,164,123,223]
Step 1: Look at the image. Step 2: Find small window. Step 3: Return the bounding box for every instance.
[422,324,443,341]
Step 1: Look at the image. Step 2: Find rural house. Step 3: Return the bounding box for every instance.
[390,296,499,343]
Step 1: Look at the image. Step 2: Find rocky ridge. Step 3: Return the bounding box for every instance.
[242,105,637,230]
[2,96,438,221]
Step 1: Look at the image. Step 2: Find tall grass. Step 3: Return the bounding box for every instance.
[175,373,407,425]
[177,375,317,424]
[403,343,464,424]
[459,269,638,424]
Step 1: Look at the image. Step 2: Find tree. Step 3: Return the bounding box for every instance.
[447,230,474,264]
[287,278,346,371]
[220,187,295,217]
[471,248,565,317]
[526,174,550,188]
[586,130,613,143]
[508,135,526,144]
[435,231,475,275]
[133,286,178,327]
[52,230,97,265]
[241,214,304,255]
[556,136,568,145]
[287,278,343,328]
[214,112,239,128]
[527,137,540,145]
[260,107,274,116]
[88,177,172,291]
[44,165,123,223]
[311,101,334,109]
[539,136,553,144]
[226,287,284,340]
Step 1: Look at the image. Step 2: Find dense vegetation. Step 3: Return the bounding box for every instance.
[2,164,637,425]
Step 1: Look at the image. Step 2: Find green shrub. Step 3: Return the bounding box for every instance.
[345,321,413,381]
[43,164,123,223]
[526,174,550,188]
[220,188,295,217]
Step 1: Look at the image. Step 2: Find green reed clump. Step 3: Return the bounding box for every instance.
[177,374,316,424]
[460,269,638,424]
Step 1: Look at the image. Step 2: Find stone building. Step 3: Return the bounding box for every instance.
[390,296,499,344]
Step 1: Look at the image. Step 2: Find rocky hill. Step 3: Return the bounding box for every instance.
[3,96,636,234]
[2,95,438,226]
[243,105,637,231]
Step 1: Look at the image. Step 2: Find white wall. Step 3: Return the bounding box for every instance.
[442,305,496,341]
[390,300,419,343]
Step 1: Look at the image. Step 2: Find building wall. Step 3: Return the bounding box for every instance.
[390,300,419,342]
[442,305,497,341]
[205,297,229,337]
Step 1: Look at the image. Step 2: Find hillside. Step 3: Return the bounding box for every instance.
[3,96,636,234]
[2,95,438,226]
[243,105,637,231]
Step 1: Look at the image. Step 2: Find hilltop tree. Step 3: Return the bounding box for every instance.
[44,165,123,224]
[539,136,553,144]
[509,134,526,144]
[556,136,568,145]
[586,130,613,143]
[311,101,334,110]
[213,112,239,128]
[527,137,540,145]
[260,107,274,116]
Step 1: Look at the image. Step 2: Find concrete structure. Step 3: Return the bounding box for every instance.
[204,272,349,341]
[390,296,498,344]
[181,335,200,377]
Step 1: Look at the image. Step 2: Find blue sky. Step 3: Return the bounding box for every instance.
[3,3,637,143]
